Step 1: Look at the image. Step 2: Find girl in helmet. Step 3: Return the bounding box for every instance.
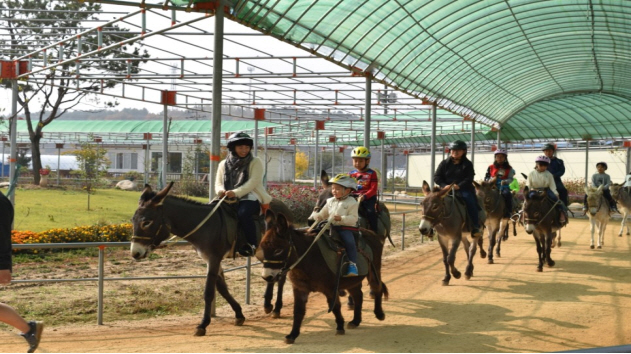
[542,143,569,207]
[527,155,567,224]
[583,162,618,213]
[434,140,482,238]
[215,132,272,256]
[310,174,360,277]
[484,149,515,218]
[349,146,379,232]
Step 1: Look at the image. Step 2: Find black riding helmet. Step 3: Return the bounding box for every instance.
[596,161,608,170]
[449,140,467,151]
[227,132,254,151]
[542,143,556,151]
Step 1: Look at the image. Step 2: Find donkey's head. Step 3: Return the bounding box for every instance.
[260,209,294,283]
[418,180,452,237]
[130,182,174,260]
[307,170,333,223]
[522,186,550,234]
[473,179,500,211]
[584,185,605,216]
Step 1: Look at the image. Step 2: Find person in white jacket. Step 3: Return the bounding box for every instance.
[215,132,272,256]
[311,174,360,277]
[527,155,567,224]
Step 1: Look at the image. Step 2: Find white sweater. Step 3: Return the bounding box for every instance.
[311,196,359,227]
[215,156,273,204]
[527,169,558,196]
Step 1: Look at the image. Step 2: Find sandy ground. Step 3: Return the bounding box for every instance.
[2,217,631,353]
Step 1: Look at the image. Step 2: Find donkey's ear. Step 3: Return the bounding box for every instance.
[265,209,276,230]
[597,185,603,193]
[151,181,174,206]
[524,186,530,200]
[584,186,590,195]
[321,170,330,187]
[489,177,497,187]
[139,185,154,206]
[276,213,290,234]
[473,181,481,190]
[422,181,431,196]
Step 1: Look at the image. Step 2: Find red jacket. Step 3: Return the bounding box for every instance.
[350,168,378,199]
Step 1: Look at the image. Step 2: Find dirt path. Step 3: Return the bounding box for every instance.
[2,218,631,352]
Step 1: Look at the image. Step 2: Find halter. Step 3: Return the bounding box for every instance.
[524,198,559,226]
[586,192,606,214]
[421,187,456,225]
[131,202,170,244]
[484,188,503,214]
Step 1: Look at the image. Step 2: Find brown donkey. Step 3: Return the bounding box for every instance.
[610,183,631,236]
[260,209,388,344]
[474,179,510,263]
[419,181,486,286]
[522,187,563,271]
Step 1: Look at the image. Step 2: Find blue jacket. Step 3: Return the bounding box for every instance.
[547,157,566,189]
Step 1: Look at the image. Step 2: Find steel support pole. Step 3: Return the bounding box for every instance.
[470,121,476,166]
[144,139,150,185]
[57,147,61,186]
[293,144,297,184]
[245,256,251,304]
[381,138,386,196]
[430,103,437,189]
[162,104,168,188]
[627,147,631,175]
[364,75,371,148]
[97,245,104,325]
[314,131,319,188]
[392,149,396,194]
[209,3,224,200]
[497,130,501,150]
[253,120,258,156]
[9,81,18,204]
[332,141,335,175]
[1,140,5,178]
[264,131,268,187]
[585,143,590,188]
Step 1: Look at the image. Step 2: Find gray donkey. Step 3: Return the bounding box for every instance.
[584,185,611,249]
[419,181,486,285]
[474,179,509,263]
[610,183,631,236]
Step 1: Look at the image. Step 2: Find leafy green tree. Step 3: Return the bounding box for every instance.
[67,136,110,210]
[0,1,148,185]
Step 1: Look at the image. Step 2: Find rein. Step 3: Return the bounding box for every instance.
[277,221,331,277]
[525,199,559,226]
[180,195,228,239]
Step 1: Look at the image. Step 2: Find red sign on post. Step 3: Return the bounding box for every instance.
[254,108,266,120]
[623,141,631,148]
[265,127,273,135]
[329,135,336,143]
[315,120,325,130]
[377,131,385,140]
[160,90,176,105]
[143,133,152,140]
[290,138,297,145]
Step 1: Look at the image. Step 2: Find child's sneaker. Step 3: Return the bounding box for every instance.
[21,321,44,353]
[345,262,358,277]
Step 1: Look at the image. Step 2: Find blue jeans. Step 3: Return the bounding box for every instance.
[459,189,480,229]
[500,186,512,217]
[546,190,567,212]
[335,227,358,264]
[360,196,379,232]
[238,200,260,246]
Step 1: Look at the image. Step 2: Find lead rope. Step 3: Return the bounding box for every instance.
[280,221,331,276]
[170,195,228,242]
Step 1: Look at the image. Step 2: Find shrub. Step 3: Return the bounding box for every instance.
[267,184,318,224]
[12,223,133,247]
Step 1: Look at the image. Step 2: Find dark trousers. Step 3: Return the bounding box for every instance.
[500,187,513,217]
[459,189,480,229]
[335,227,357,264]
[361,196,379,232]
[557,183,569,207]
[584,189,616,207]
[238,200,260,246]
[546,190,567,215]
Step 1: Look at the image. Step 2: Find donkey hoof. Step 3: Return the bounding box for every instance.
[271,311,281,319]
[488,259,494,264]
[442,280,450,286]
[338,290,347,297]
[551,243,555,248]
[590,245,595,249]
[537,267,543,272]
[452,271,461,279]
[285,336,295,344]
[558,241,562,247]
[235,317,245,326]
[336,329,346,336]
[194,328,206,336]
[264,306,273,314]
[347,322,359,329]
[347,304,355,311]
[375,312,385,321]
[465,274,472,280]
[496,252,501,258]
[597,245,602,249]
[479,250,487,259]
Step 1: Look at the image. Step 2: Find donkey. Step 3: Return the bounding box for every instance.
[130,182,292,336]
[260,209,388,344]
[522,187,563,272]
[610,183,631,236]
[584,185,611,249]
[474,179,510,263]
[418,181,486,286]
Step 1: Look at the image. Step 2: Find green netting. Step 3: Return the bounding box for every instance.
[232,0,631,140]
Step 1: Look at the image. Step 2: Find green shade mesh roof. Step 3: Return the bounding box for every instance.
[227,0,631,141]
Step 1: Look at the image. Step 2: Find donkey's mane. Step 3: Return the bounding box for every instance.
[166,194,210,206]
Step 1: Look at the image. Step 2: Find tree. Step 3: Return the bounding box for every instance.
[295,150,309,178]
[68,135,110,210]
[0,1,148,185]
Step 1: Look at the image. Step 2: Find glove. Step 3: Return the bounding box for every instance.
[356,184,363,190]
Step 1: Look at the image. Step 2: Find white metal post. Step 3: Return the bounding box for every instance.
[162,104,168,188]
[585,142,590,188]
[430,103,437,189]
[209,3,224,200]
[9,80,17,204]
[470,121,476,166]
[364,75,371,148]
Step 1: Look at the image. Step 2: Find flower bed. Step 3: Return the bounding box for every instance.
[267,184,318,224]
[12,223,133,248]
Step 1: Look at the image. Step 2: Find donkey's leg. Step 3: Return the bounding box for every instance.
[215,268,245,325]
[347,284,363,329]
[618,211,626,236]
[196,262,221,336]
[449,235,463,280]
[477,230,487,259]
[286,288,309,344]
[545,231,555,267]
[487,226,497,264]
[598,219,607,249]
[263,282,274,314]
[271,273,287,318]
[437,236,452,286]
[533,234,544,272]
[589,218,596,249]
[325,291,346,336]
[464,235,476,280]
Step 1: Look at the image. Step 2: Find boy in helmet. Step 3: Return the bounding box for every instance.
[311,174,360,277]
[527,155,567,224]
[215,132,272,256]
[583,162,618,213]
[434,140,482,238]
[542,143,569,207]
[349,147,379,232]
[484,149,514,218]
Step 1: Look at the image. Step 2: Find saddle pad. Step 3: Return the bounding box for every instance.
[315,233,372,276]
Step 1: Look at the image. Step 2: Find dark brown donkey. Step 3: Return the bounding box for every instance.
[260,209,388,344]
[522,187,562,272]
[130,182,292,335]
[474,179,510,263]
[419,181,486,285]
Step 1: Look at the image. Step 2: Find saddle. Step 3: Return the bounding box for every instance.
[444,194,485,233]
[358,202,390,237]
[310,222,372,276]
[210,198,266,258]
